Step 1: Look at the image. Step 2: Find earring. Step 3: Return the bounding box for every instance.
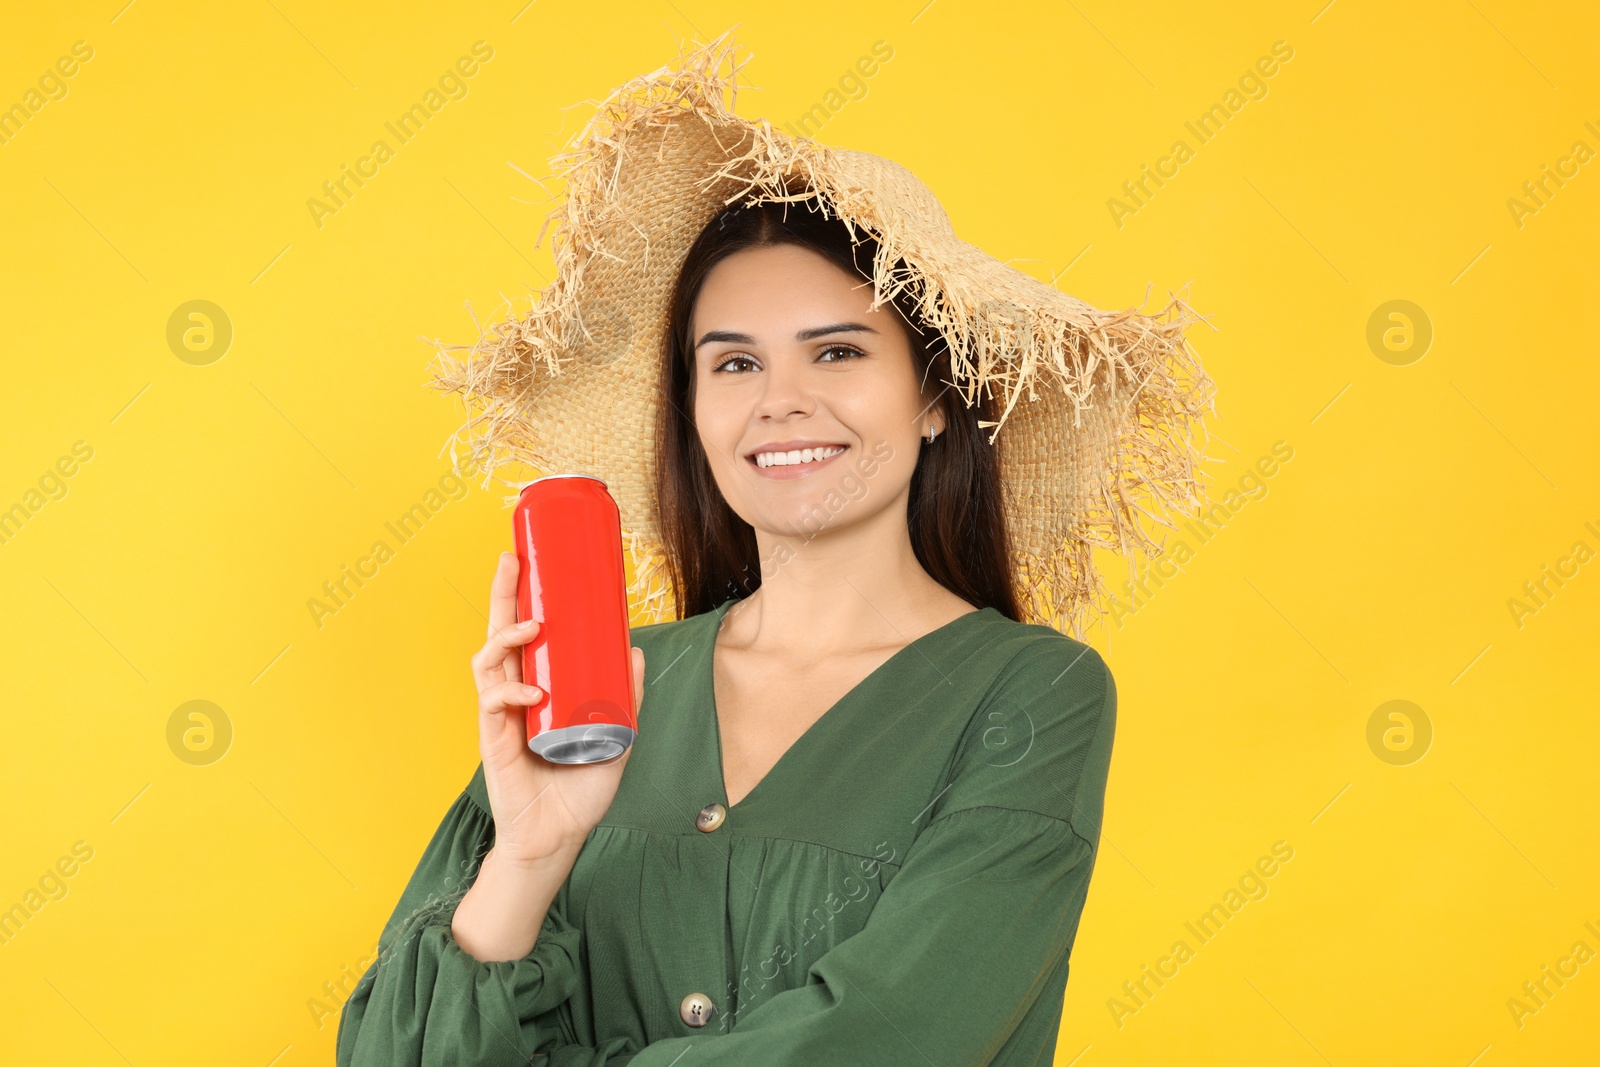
[925,427,939,443]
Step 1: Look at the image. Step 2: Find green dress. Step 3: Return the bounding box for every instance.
[336,595,1116,1066]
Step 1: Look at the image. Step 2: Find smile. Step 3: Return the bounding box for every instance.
[747,445,848,478]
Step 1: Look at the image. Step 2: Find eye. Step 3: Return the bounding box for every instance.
[711,353,757,374]
[818,344,865,363]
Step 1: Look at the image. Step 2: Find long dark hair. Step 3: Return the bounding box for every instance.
[654,194,1021,622]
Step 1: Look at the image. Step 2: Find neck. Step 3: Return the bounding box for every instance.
[723,502,965,655]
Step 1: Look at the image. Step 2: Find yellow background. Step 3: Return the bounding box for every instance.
[2,1,1596,1063]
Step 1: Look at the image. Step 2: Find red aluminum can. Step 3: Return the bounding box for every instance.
[513,474,636,764]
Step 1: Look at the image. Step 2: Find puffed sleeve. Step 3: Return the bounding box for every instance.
[335,768,587,1067]
[540,635,1117,1066]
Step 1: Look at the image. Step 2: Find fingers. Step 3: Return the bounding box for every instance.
[631,646,645,718]
[471,618,541,691]
[479,677,544,718]
[486,551,521,640]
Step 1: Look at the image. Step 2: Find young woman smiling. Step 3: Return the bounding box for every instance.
[338,32,1212,1067]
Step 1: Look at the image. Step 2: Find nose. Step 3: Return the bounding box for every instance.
[752,350,816,423]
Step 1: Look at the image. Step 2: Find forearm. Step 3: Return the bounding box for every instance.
[450,839,582,962]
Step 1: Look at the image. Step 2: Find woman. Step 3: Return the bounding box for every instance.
[337,32,1211,1067]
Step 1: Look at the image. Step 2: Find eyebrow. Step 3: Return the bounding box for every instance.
[695,322,879,351]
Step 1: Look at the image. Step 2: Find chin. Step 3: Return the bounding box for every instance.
[751,501,862,543]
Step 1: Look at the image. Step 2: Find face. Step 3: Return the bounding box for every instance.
[690,242,945,542]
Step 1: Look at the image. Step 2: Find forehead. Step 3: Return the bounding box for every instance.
[691,243,881,328]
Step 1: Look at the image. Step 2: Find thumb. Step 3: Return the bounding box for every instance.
[631,646,645,718]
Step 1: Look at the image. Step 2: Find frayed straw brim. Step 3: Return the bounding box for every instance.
[426,29,1217,639]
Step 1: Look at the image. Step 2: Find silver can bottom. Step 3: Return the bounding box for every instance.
[529,723,637,764]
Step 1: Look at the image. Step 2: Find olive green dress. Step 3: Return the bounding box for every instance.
[336,595,1116,1066]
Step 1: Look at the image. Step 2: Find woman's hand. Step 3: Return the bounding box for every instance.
[470,551,644,867]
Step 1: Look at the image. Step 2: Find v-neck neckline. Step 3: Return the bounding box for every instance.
[703,597,995,814]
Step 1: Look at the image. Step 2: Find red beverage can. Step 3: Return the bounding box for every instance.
[512,474,637,764]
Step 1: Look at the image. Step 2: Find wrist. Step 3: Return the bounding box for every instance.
[487,835,585,873]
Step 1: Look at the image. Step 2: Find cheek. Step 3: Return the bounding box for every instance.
[831,378,917,453]
[693,387,747,467]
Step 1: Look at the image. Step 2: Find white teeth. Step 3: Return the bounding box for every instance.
[755,446,843,468]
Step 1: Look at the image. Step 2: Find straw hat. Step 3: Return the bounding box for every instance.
[428,29,1216,638]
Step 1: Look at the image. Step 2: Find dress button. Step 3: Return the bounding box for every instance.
[696,802,727,833]
[680,991,715,1027]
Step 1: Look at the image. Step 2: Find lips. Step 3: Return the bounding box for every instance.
[744,439,849,460]
[750,445,846,469]
[745,442,850,477]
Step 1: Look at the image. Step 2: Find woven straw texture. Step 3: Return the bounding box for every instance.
[428,30,1217,638]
